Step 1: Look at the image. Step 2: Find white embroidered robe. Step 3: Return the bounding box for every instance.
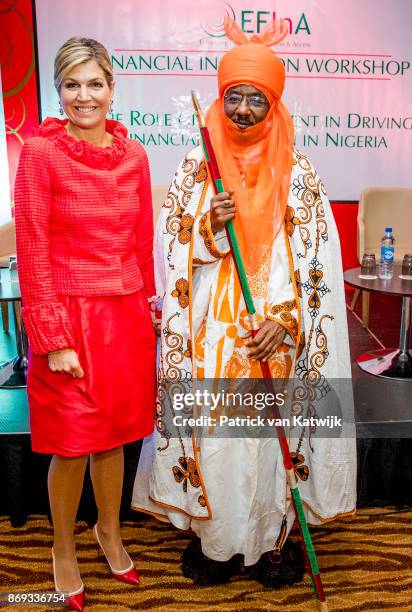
[133,146,356,565]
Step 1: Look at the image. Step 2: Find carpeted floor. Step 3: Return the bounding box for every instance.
[0,509,411,611]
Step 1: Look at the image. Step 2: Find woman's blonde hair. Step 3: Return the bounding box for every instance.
[54,37,113,93]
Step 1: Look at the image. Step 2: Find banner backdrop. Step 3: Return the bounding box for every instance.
[34,0,411,200]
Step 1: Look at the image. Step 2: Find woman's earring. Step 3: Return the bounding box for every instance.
[59,101,64,116]
[109,99,114,114]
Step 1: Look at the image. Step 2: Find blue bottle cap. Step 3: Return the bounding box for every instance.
[385,227,392,233]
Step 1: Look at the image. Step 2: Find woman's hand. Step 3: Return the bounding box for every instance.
[48,348,84,378]
[244,320,287,362]
[210,189,235,234]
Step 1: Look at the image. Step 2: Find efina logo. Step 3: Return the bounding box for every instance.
[200,1,311,37]
[200,0,236,37]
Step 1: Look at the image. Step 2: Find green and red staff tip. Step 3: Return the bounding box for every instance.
[191,90,329,611]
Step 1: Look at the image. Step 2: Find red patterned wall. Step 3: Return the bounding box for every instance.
[0,0,40,211]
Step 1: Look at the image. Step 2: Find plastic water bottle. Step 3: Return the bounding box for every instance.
[378,227,395,279]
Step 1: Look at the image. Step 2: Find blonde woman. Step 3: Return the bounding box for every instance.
[15,38,156,610]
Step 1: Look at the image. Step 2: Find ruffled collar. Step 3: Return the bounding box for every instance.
[39,117,129,169]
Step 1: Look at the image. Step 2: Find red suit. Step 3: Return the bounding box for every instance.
[14,118,156,456]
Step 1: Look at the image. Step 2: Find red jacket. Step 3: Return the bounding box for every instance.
[14,118,155,355]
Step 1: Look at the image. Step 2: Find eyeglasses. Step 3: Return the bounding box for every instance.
[224,93,269,110]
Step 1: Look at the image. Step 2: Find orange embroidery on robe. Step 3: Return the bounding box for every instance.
[195,160,208,183]
[193,257,211,265]
[171,278,189,308]
[297,331,306,357]
[184,340,192,359]
[178,214,194,245]
[223,350,251,379]
[198,212,227,259]
[267,299,299,340]
[308,268,324,310]
[172,457,201,493]
[267,353,291,379]
[270,299,296,315]
[294,269,303,298]
[279,310,299,338]
[285,205,300,236]
[246,251,271,299]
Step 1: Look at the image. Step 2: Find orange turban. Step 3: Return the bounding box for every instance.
[205,18,294,278]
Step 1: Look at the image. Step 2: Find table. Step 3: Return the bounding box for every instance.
[0,268,28,388]
[344,266,412,379]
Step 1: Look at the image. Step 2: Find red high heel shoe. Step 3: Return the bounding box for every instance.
[51,549,85,611]
[93,525,140,585]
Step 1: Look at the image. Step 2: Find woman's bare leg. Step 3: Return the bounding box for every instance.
[48,455,88,592]
[90,446,130,570]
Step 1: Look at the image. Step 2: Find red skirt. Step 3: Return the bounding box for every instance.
[28,291,156,457]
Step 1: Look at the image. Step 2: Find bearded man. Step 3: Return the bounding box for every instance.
[133,19,356,588]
